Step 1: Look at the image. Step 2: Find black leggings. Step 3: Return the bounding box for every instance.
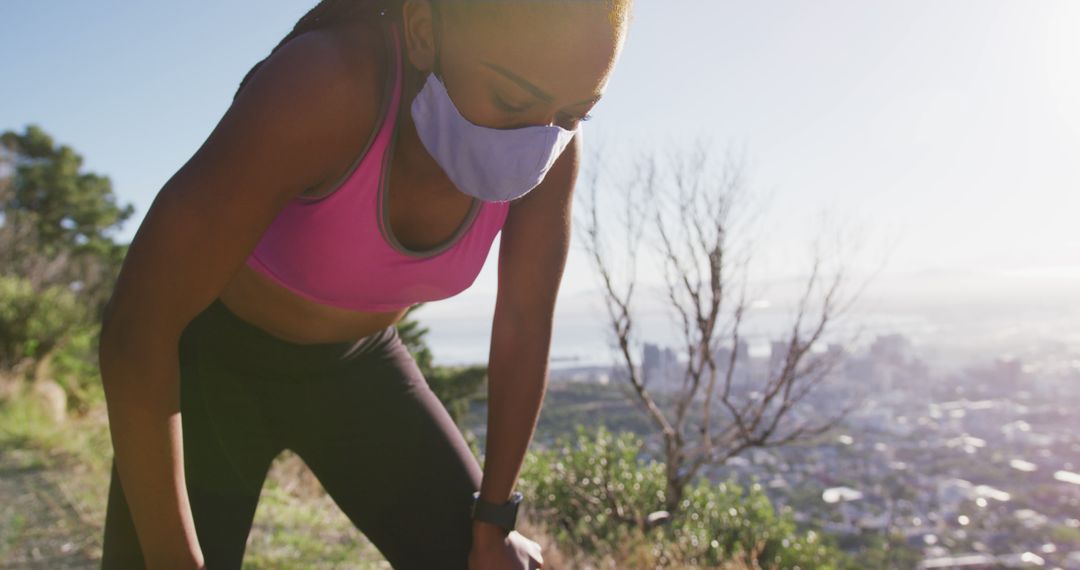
[100,298,483,569]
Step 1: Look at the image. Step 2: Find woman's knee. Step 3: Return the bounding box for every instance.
[291,353,483,567]
[100,459,147,569]
[100,453,268,570]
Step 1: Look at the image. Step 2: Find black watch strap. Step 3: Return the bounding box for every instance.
[470,491,523,533]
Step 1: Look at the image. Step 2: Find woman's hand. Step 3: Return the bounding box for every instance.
[468,521,544,569]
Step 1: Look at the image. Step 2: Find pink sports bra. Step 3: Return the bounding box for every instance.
[244,23,511,313]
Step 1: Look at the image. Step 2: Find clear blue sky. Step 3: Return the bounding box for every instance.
[3,1,1077,363]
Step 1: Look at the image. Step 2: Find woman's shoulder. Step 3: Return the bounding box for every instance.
[317,18,393,107]
[239,20,393,186]
[238,18,391,111]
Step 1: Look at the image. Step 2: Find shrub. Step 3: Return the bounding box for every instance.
[0,274,86,376]
[48,322,104,413]
[519,424,848,569]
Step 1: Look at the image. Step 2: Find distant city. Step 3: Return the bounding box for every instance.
[536,332,1080,569]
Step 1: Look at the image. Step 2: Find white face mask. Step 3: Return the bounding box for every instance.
[409,72,579,203]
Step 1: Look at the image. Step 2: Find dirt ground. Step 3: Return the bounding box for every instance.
[0,445,100,568]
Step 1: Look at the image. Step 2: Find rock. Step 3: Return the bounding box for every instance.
[32,379,68,424]
[0,374,21,402]
[645,509,671,529]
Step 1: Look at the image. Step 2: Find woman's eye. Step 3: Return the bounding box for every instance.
[557,112,593,128]
[493,94,532,114]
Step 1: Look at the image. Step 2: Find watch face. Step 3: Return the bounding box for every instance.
[471,491,522,531]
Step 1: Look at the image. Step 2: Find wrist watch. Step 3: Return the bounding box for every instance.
[470,490,524,533]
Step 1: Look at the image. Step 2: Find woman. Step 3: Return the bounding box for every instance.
[97,0,631,568]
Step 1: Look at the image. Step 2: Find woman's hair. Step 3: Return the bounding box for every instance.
[232,0,632,103]
[232,0,395,103]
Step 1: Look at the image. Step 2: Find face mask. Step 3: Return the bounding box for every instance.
[410,71,579,203]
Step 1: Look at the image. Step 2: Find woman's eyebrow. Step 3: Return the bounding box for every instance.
[481,61,604,106]
[481,61,553,102]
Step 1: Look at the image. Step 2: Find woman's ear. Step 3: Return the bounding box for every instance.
[401,0,437,72]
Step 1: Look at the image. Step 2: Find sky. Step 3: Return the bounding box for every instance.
[2,1,1077,366]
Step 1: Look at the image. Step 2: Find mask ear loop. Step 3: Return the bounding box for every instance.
[429,0,446,82]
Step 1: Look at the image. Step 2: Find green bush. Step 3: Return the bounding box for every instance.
[519,424,848,569]
[0,274,87,374]
[48,322,104,413]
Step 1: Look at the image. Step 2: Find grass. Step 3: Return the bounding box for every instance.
[1,381,765,569]
[0,383,391,567]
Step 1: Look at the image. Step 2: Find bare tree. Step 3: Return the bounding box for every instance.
[576,140,879,519]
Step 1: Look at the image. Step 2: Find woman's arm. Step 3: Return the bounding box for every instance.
[475,133,582,542]
[98,29,386,568]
